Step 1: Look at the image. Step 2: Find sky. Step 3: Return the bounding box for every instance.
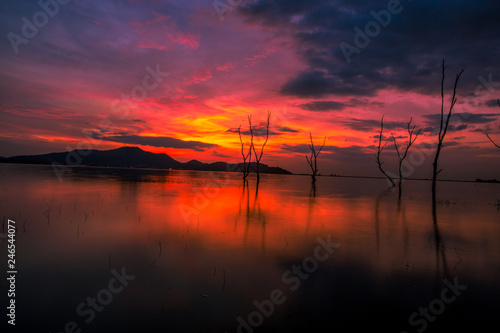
[1,0,500,179]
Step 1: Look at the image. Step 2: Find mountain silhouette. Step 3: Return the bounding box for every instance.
[0,146,292,175]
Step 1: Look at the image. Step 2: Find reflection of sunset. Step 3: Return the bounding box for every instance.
[2,164,500,332]
[16,167,497,275]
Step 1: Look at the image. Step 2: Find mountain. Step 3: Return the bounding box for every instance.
[0,147,292,175]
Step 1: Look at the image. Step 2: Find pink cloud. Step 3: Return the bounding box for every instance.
[184,69,212,85]
[216,63,235,72]
[2,106,86,120]
[129,10,200,50]
[244,49,275,67]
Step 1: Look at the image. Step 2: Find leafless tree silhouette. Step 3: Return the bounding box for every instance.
[392,117,421,190]
[486,133,500,149]
[375,115,395,187]
[432,59,464,197]
[250,111,271,182]
[485,99,500,149]
[306,132,326,183]
[238,122,252,180]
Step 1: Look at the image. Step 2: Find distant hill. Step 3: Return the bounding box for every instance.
[0,146,292,175]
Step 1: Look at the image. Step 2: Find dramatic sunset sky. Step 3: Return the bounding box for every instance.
[1,0,499,179]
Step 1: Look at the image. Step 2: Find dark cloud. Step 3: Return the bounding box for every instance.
[226,124,298,135]
[485,99,500,107]
[415,141,461,149]
[422,113,500,125]
[239,0,500,98]
[280,143,311,154]
[335,118,407,132]
[277,126,300,133]
[419,124,468,134]
[299,100,348,111]
[103,135,217,151]
[281,143,372,161]
[299,98,384,111]
[281,70,376,97]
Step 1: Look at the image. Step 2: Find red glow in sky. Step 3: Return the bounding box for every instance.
[1,0,499,179]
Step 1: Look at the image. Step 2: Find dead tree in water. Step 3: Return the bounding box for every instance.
[375,115,395,187]
[306,132,326,183]
[250,111,271,182]
[392,117,421,189]
[432,60,464,197]
[485,99,500,149]
[238,122,252,180]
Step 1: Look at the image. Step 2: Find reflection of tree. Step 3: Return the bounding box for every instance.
[374,190,383,254]
[305,182,317,237]
[396,190,410,254]
[309,181,316,198]
[432,200,451,285]
[236,180,267,252]
[374,188,404,254]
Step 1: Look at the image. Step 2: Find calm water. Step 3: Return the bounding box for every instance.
[0,163,499,332]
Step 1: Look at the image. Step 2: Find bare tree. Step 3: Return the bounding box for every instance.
[432,60,464,196]
[238,121,252,180]
[375,115,395,187]
[485,99,500,149]
[249,111,271,182]
[486,133,500,149]
[306,132,326,183]
[392,117,421,189]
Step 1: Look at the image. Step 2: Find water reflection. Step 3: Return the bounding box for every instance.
[0,164,498,332]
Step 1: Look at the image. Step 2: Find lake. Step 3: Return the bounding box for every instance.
[0,163,498,332]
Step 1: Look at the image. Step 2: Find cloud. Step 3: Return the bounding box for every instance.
[184,69,213,85]
[299,101,348,111]
[298,98,384,111]
[216,63,235,72]
[485,99,500,107]
[277,126,300,133]
[103,135,218,151]
[239,0,500,98]
[129,10,200,50]
[422,113,500,125]
[281,143,371,161]
[419,124,468,134]
[280,70,375,97]
[226,124,298,136]
[1,106,85,120]
[335,118,407,132]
